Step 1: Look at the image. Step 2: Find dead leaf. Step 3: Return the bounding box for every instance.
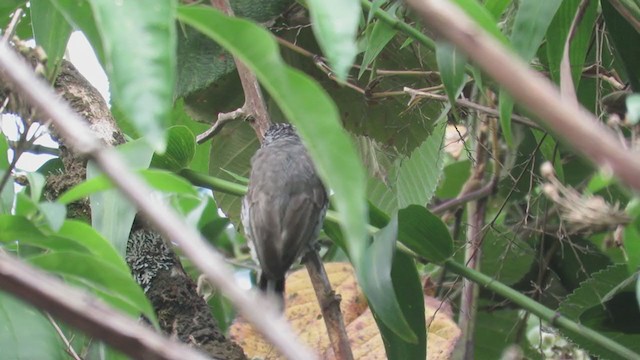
[229,262,461,359]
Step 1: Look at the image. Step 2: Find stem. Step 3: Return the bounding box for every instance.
[303,251,353,360]
[445,259,640,359]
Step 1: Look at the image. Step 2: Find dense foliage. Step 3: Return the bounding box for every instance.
[2,0,640,359]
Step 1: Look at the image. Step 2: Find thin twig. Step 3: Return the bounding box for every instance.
[430,181,495,215]
[407,0,640,192]
[209,0,271,140]
[196,107,246,144]
[46,313,83,360]
[2,8,23,42]
[0,37,315,360]
[404,87,541,129]
[303,251,353,360]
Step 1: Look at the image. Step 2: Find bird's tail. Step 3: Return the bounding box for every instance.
[258,274,285,311]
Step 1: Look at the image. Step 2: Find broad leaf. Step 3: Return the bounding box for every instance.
[397,205,453,263]
[86,0,176,151]
[436,42,467,104]
[150,125,196,172]
[500,0,562,146]
[397,122,446,208]
[306,0,359,81]
[360,216,417,343]
[0,292,65,360]
[359,16,397,79]
[28,251,154,320]
[30,0,72,79]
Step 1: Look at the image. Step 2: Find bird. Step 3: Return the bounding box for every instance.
[241,123,328,309]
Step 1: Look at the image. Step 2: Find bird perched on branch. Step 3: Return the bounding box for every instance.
[241,123,328,309]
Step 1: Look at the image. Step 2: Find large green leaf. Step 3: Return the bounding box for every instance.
[86,0,176,151]
[306,0,359,81]
[178,6,369,265]
[31,0,72,80]
[360,216,417,344]
[88,139,153,255]
[48,0,104,63]
[500,0,562,146]
[58,168,197,205]
[602,0,640,91]
[480,226,534,285]
[359,15,398,79]
[436,41,467,104]
[475,309,521,360]
[0,292,65,360]
[546,0,598,87]
[0,215,88,253]
[397,122,446,208]
[150,125,196,172]
[397,205,453,263]
[170,100,211,173]
[483,0,512,19]
[559,264,640,359]
[451,0,507,43]
[58,220,128,270]
[28,251,154,320]
[372,251,426,360]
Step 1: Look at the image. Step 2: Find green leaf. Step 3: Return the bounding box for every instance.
[602,0,640,90]
[30,0,72,80]
[397,123,446,208]
[627,94,640,125]
[306,0,359,81]
[359,17,397,79]
[0,130,8,170]
[0,171,14,214]
[150,125,196,171]
[0,215,88,253]
[546,0,598,87]
[37,202,66,232]
[58,168,196,205]
[480,226,534,285]
[451,0,507,43]
[170,99,210,172]
[511,0,562,61]
[57,220,127,269]
[0,291,64,360]
[178,6,369,264]
[367,176,398,215]
[559,264,640,358]
[436,42,467,104]
[207,121,256,222]
[25,172,45,203]
[28,252,154,319]
[436,160,470,198]
[373,251,426,360]
[360,215,417,343]
[48,0,104,63]
[475,309,521,360]
[483,0,512,19]
[499,91,515,147]
[501,0,562,147]
[86,0,176,151]
[397,205,453,263]
[88,139,154,255]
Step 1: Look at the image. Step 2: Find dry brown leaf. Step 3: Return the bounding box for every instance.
[229,262,460,359]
